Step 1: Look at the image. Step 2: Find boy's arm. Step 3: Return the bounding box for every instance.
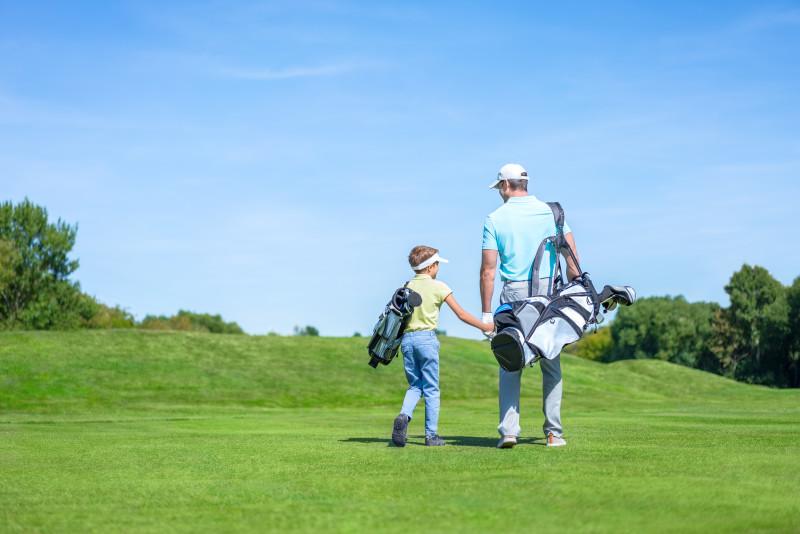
[444,294,494,332]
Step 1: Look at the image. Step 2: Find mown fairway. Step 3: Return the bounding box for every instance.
[2,331,799,532]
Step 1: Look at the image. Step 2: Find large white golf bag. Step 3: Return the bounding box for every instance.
[490,202,636,372]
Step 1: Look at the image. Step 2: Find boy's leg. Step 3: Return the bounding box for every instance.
[418,334,441,437]
[540,356,563,438]
[498,367,522,437]
[400,337,422,419]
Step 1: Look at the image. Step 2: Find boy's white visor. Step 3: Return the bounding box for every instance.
[413,253,449,271]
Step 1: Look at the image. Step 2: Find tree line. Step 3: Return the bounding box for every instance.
[0,199,243,335]
[572,265,800,388]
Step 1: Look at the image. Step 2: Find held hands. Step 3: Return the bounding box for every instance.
[481,312,495,338]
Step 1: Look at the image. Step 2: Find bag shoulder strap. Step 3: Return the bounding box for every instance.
[546,202,566,290]
[546,201,584,286]
[527,203,563,297]
[546,201,565,237]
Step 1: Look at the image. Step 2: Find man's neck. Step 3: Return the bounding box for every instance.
[504,191,528,202]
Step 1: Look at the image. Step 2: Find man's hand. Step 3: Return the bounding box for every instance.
[481,312,495,338]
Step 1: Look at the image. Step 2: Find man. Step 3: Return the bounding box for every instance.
[480,163,580,449]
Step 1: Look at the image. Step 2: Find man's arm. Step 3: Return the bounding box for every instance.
[480,249,498,313]
[564,232,581,280]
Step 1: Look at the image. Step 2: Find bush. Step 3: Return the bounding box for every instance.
[139,310,244,334]
[294,325,319,336]
[85,300,136,329]
[570,326,612,360]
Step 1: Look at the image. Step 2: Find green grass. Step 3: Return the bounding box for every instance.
[2,330,799,532]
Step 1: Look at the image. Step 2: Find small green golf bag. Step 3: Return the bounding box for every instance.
[368,285,422,368]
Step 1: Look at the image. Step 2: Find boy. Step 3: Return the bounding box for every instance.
[391,245,494,447]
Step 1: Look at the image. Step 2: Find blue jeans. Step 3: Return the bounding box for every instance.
[399,330,440,437]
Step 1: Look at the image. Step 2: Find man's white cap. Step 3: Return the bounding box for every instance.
[488,163,529,189]
[412,252,449,271]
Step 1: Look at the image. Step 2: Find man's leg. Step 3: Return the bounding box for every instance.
[497,283,525,439]
[498,367,522,436]
[540,355,563,438]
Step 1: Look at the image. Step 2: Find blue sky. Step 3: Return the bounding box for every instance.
[2,1,799,338]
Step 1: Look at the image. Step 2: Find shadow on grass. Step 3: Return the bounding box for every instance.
[340,436,426,447]
[340,436,544,448]
[446,435,544,447]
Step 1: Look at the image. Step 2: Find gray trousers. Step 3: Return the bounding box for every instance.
[498,281,563,438]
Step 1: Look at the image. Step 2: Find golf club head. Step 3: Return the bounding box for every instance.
[599,285,636,312]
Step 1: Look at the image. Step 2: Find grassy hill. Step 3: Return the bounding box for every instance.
[1,331,799,532]
[0,330,780,414]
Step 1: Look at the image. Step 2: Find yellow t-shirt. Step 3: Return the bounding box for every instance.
[404,274,453,332]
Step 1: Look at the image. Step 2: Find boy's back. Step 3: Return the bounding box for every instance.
[405,274,452,332]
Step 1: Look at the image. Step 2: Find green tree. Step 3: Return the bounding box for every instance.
[0,238,19,295]
[606,296,718,367]
[784,277,800,387]
[294,325,319,336]
[717,265,788,383]
[0,199,86,329]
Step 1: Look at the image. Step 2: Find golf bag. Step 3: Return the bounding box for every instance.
[368,285,423,368]
[490,202,636,372]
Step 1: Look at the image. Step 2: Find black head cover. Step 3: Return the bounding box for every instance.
[407,289,422,308]
[491,329,526,372]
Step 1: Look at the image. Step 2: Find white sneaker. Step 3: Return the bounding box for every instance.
[497,435,517,449]
[546,432,567,447]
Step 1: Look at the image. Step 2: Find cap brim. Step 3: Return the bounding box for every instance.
[438,257,449,263]
[488,179,502,189]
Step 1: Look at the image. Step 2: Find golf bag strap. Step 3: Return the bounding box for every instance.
[397,280,414,339]
[546,201,583,279]
[528,237,554,297]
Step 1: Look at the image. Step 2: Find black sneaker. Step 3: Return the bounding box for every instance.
[391,414,409,447]
[425,434,446,447]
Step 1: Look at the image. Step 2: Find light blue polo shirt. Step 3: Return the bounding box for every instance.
[482,195,572,282]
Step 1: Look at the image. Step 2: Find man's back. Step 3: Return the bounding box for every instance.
[482,195,572,282]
